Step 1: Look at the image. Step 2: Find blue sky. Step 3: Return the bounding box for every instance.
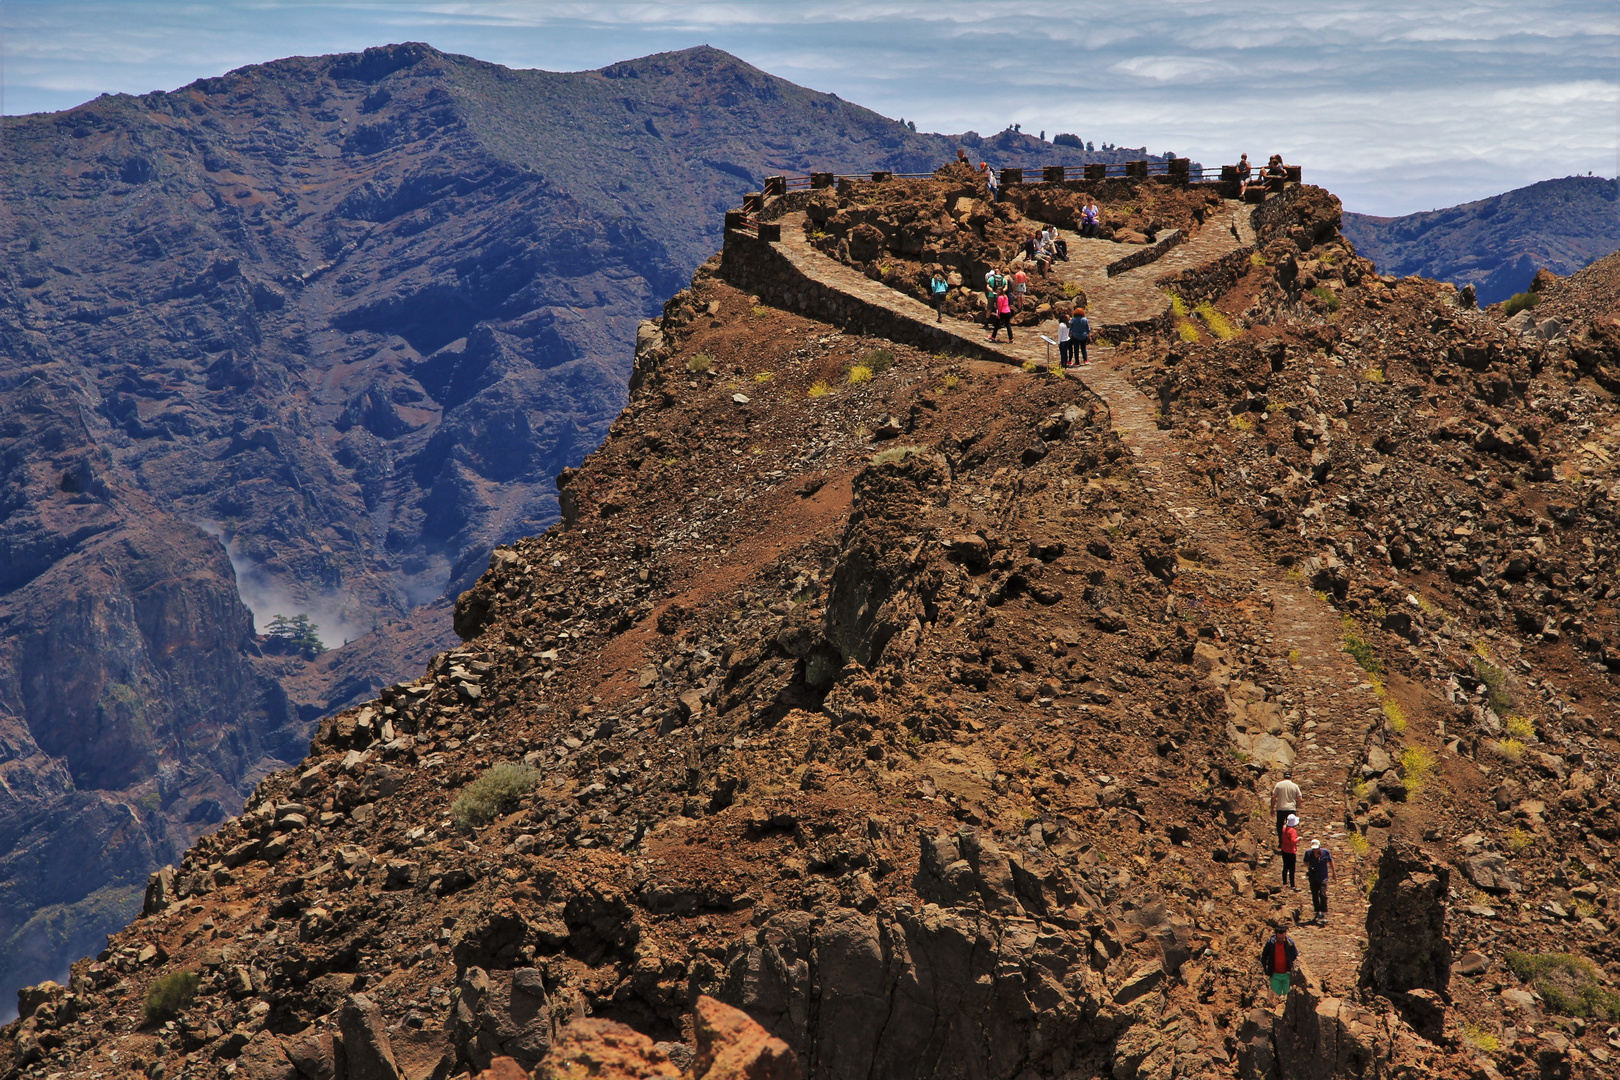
[2,1,1615,215]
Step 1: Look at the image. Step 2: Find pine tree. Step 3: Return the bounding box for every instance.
[265,613,326,658]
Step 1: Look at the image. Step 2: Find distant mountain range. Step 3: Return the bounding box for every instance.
[0,42,1156,1012]
[1341,175,1619,304]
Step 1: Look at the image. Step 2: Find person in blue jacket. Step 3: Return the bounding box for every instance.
[1070,308,1091,366]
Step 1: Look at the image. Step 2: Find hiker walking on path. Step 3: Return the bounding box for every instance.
[1070,308,1090,366]
[1260,922,1299,998]
[1280,814,1299,889]
[989,287,1013,342]
[930,272,949,321]
[1271,770,1301,846]
[1057,310,1071,365]
[1303,839,1334,924]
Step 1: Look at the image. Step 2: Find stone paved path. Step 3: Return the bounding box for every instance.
[767,202,1378,992]
[1045,200,1255,330]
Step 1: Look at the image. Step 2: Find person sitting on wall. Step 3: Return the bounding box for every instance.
[1264,154,1287,190]
[1236,153,1251,183]
[1080,200,1100,238]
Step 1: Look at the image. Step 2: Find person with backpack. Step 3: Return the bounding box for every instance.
[1280,813,1300,889]
[1057,309,1071,365]
[1260,922,1298,998]
[1071,308,1091,366]
[989,287,1013,342]
[1303,839,1334,924]
[930,272,950,322]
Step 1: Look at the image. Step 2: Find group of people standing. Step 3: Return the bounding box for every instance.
[960,266,1090,362]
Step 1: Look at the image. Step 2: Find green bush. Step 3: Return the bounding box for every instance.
[1474,657,1514,714]
[873,445,921,467]
[1341,616,1383,676]
[144,971,200,1025]
[1311,286,1340,312]
[1505,952,1620,1019]
[860,348,895,374]
[452,763,539,830]
[1503,291,1540,318]
[686,353,713,373]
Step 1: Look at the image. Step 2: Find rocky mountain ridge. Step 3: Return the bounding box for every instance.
[2,168,1615,1079]
[0,42,1139,1008]
[1342,175,1619,305]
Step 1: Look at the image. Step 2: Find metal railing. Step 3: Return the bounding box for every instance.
[754,159,1300,195]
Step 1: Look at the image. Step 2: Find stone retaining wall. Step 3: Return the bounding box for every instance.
[1106,229,1185,277]
[1156,245,1256,307]
[1250,182,1311,242]
[721,226,1173,347]
[719,229,1013,362]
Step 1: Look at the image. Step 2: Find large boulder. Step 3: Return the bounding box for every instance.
[537,1018,681,1080]
[693,995,800,1080]
[447,966,552,1072]
[1461,852,1520,894]
[339,993,401,1080]
[1359,843,1451,997]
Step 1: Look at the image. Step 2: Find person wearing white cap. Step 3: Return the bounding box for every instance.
[1280,813,1300,889]
[1304,839,1335,924]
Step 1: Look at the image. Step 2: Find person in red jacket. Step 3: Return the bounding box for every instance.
[1280,813,1299,889]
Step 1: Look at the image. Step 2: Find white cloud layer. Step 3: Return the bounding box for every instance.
[2,0,1615,213]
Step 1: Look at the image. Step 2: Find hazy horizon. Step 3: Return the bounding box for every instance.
[2,1,1615,216]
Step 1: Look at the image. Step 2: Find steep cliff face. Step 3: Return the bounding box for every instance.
[5,171,1614,1080]
[0,361,299,1003]
[0,42,1118,1013]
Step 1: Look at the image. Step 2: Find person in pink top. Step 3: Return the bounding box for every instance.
[1280,813,1300,889]
[988,287,1014,342]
